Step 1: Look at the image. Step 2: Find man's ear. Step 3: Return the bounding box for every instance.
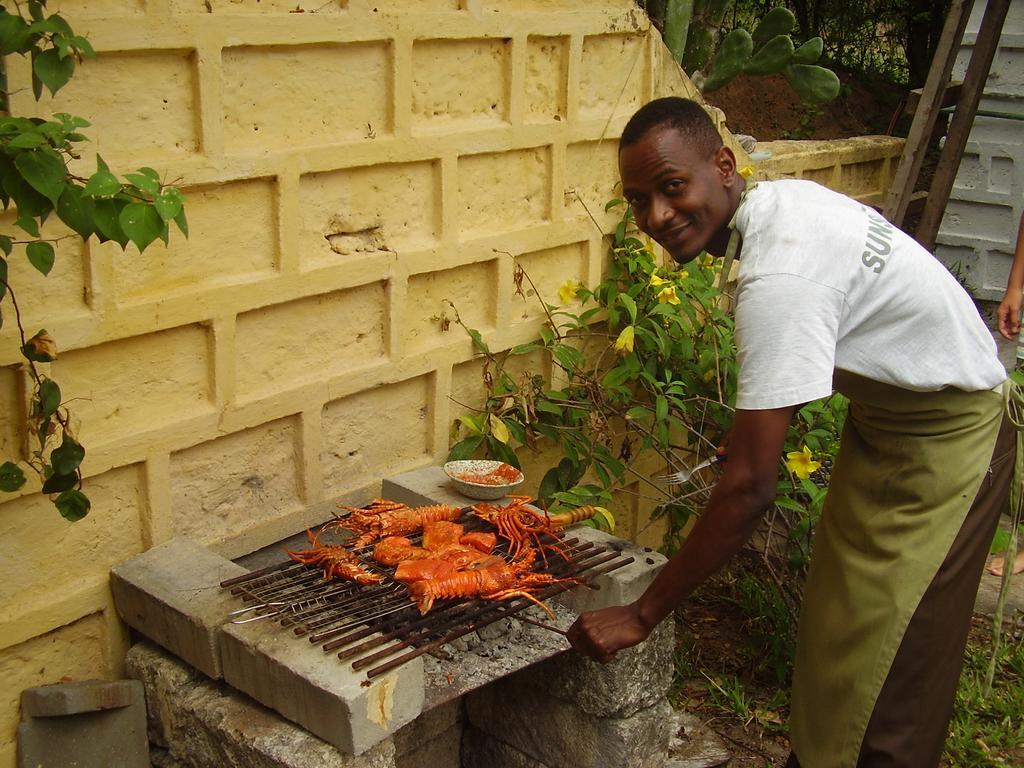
[713,145,738,186]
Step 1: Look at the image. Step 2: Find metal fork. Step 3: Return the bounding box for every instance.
[659,455,725,486]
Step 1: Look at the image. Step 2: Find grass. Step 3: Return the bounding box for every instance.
[943,617,1024,767]
[669,567,1024,767]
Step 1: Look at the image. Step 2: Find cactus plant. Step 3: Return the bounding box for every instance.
[658,1,840,104]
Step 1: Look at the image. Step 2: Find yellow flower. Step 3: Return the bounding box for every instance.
[649,273,668,287]
[699,254,715,268]
[614,326,635,355]
[657,286,681,305]
[785,445,822,480]
[558,279,581,304]
[738,165,755,179]
[677,270,689,280]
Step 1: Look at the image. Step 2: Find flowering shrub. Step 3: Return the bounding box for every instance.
[448,201,846,673]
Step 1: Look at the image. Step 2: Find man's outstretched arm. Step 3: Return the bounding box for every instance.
[567,405,796,662]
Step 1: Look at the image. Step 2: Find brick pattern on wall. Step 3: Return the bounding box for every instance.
[0,1,904,760]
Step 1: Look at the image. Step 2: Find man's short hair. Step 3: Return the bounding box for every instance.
[619,97,723,157]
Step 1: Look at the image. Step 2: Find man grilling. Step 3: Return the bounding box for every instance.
[565,97,1016,767]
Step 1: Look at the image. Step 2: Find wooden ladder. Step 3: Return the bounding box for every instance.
[882,0,1011,250]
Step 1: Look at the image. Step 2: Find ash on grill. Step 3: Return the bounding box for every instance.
[221,503,633,679]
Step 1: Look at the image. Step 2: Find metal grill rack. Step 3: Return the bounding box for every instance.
[220,509,633,679]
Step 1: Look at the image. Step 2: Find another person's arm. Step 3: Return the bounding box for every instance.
[566,405,794,662]
[998,211,1024,341]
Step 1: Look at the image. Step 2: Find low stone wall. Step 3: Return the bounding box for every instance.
[754,135,906,207]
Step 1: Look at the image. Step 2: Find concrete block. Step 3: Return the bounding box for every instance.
[235,283,387,402]
[524,619,674,719]
[565,139,621,230]
[466,680,672,768]
[322,375,433,496]
[220,613,425,756]
[525,36,569,123]
[28,50,198,161]
[513,244,588,325]
[169,417,303,546]
[666,711,731,768]
[394,721,462,768]
[21,679,139,717]
[112,178,277,303]
[18,679,148,768]
[462,726,547,768]
[52,324,213,448]
[110,536,247,679]
[579,34,645,121]
[392,699,461,758]
[299,160,440,265]
[2,465,144,613]
[458,147,552,239]
[550,525,667,614]
[406,261,498,354]
[412,38,510,129]
[3,214,87,330]
[222,43,390,153]
[126,641,397,768]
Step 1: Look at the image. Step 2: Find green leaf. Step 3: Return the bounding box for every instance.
[655,395,668,423]
[41,470,77,494]
[93,198,129,247]
[57,184,95,239]
[153,186,184,221]
[508,343,538,356]
[26,240,55,275]
[55,489,90,521]
[15,148,67,206]
[0,460,26,492]
[446,435,484,461]
[457,413,486,436]
[38,377,61,417]
[82,168,122,198]
[51,435,85,475]
[619,292,637,324]
[173,207,189,237]
[0,11,31,56]
[467,328,490,355]
[33,47,76,96]
[72,35,96,58]
[486,436,520,469]
[124,168,160,196]
[16,213,40,238]
[119,202,163,251]
[7,130,45,149]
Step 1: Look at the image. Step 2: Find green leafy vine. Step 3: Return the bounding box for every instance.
[0,0,187,520]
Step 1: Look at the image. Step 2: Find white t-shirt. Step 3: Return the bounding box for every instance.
[732,179,1006,410]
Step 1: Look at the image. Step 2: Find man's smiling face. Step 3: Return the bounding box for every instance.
[619,126,740,263]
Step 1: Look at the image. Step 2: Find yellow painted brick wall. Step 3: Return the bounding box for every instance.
[0,1,901,761]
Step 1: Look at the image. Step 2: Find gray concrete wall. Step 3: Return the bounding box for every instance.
[935,0,1024,301]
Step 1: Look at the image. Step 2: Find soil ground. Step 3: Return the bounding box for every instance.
[706,69,910,142]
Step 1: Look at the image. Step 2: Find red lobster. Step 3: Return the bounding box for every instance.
[286,529,383,585]
[407,548,577,617]
[335,499,462,547]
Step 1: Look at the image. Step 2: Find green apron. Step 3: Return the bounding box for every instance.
[789,371,1004,767]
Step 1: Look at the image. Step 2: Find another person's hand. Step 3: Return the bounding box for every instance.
[566,602,653,663]
[998,289,1022,341]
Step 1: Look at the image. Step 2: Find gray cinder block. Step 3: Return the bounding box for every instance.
[110,536,248,679]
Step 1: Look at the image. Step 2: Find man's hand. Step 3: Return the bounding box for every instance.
[566,602,652,663]
[998,289,1022,341]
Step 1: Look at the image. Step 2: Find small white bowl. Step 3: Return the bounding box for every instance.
[443,459,525,500]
